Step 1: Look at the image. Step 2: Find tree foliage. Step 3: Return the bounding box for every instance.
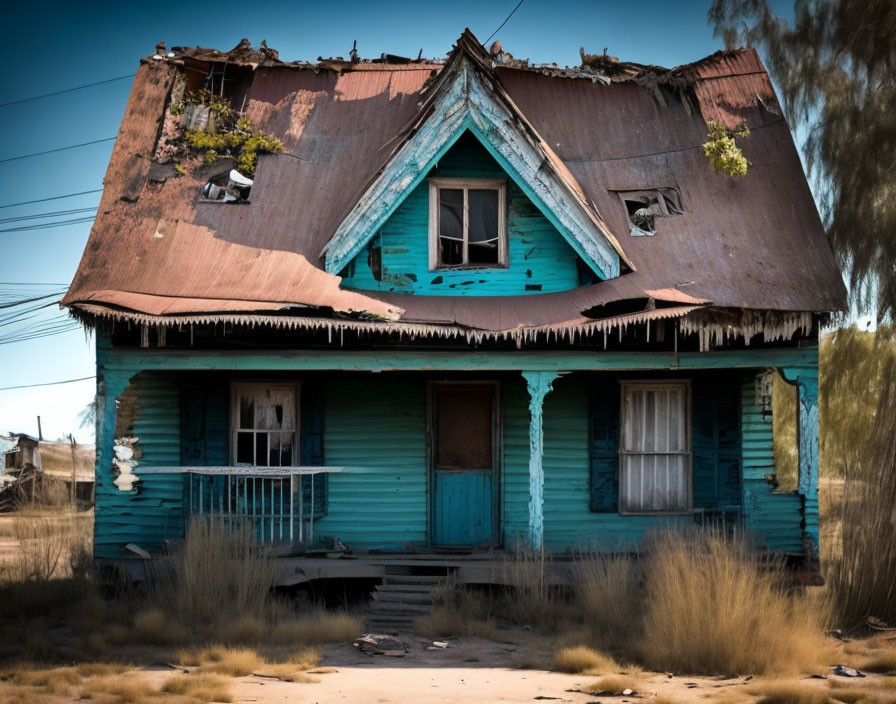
[708,0,896,320]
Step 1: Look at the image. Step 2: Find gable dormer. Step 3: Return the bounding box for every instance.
[322,31,630,296]
[340,132,594,295]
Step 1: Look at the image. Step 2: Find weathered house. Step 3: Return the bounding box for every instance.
[63,32,844,584]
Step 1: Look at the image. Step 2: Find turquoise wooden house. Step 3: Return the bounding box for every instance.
[63,32,845,583]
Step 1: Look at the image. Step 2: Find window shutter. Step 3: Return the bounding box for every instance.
[692,377,741,510]
[181,380,228,467]
[300,382,327,518]
[590,380,619,512]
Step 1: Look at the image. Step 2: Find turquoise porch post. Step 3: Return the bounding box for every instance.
[779,366,820,553]
[522,371,560,549]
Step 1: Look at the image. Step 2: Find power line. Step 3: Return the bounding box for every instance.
[0,73,136,108]
[0,189,103,209]
[0,207,97,225]
[0,137,116,164]
[0,375,94,392]
[0,216,95,234]
[485,0,525,44]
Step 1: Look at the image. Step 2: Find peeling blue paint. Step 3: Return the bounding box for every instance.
[324,56,621,280]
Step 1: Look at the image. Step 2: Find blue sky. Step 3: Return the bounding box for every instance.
[0,0,798,442]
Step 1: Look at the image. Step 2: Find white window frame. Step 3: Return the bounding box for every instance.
[428,178,507,270]
[230,382,301,468]
[618,380,692,515]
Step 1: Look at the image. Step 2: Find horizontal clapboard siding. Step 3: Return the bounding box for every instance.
[341,133,583,296]
[95,372,183,558]
[741,374,803,553]
[315,376,428,550]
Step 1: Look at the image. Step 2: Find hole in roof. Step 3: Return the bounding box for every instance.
[200,169,253,203]
[616,188,682,237]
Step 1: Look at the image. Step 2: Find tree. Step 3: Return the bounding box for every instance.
[708,0,896,321]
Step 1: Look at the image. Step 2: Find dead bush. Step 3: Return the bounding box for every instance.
[637,528,831,675]
[573,553,639,652]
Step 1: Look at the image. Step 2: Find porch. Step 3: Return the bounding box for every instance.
[93,342,821,568]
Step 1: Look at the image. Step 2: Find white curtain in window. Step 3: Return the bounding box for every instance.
[620,385,689,513]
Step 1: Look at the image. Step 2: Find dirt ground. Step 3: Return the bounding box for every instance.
[119,636,890,704]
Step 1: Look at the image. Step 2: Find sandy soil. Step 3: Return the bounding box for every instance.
[129,636,861,704]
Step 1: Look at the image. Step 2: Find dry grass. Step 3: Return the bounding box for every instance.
[416,580,498,639]
[151,518,277,635]
[161,673,232,702]
[78,674,156,703]
[747,681,831,704]
[637,529,832,676]
[579,674,640,695]
[270,611,360,646]
[132,608,189,645]
[552,646,618,674]
[861,651,896,674]
[186,646,263,676]
[573,553,639,651]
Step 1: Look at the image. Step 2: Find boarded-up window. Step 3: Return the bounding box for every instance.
[433,384,494,470]
[231,384,298,468]
[619,382,691,513]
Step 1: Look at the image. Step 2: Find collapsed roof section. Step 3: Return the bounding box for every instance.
[62,31,846,344]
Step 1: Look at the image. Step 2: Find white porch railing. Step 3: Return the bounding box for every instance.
[140,466,343,545]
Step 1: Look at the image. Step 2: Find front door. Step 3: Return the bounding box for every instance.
[430,383,498,549]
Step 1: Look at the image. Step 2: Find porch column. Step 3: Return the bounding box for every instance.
[779,366,820,551]
[522,371,560,550]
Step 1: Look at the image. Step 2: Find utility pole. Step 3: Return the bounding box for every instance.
[36,416,43,441]
[69,434,77,507]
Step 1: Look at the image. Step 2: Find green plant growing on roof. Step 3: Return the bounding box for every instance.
[185,124,282,177]
[703,121,750,177]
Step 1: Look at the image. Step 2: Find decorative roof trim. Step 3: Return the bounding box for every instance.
[71,303,697,348]
[322,43,627,280]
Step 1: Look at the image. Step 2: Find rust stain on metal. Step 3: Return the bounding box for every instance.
[63,34,845,334]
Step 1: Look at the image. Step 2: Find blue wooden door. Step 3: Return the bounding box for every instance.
[431,383,497,548]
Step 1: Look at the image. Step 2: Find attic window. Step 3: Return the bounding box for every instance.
[428,178,507,269]
[200,169,253,203]
[617,188,682,236]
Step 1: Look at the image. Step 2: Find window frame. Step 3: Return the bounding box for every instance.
[230,382,302,468]
[428,178,508,270]
[618,380,693,516]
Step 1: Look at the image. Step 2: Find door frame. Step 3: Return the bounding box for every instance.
[426,380,502,549]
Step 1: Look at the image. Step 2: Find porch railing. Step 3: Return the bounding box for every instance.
[185,467,342,545]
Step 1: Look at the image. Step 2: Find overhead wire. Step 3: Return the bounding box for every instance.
[0,376,94,391]
[0,216,95,234]
[0,207,98,225]
[0,137,116,164]
[0,73,135,108]
[485,0,525,44]
[0,189,103,209]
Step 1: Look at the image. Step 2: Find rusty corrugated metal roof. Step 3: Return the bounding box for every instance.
[62,32,846,334]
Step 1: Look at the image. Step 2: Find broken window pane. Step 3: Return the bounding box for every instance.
[236,432,254,464]
[439,189,464,238]
[616,188,682,237]
[434,183,505,268]
[200,169,253,203]
[468,189,499,264]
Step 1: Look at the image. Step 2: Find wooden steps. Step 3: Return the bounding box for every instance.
[365,570,451,634]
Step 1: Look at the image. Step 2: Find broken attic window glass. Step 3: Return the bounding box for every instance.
[430,179,506,268]
[617,188,682,236]
[200,169,253,203]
